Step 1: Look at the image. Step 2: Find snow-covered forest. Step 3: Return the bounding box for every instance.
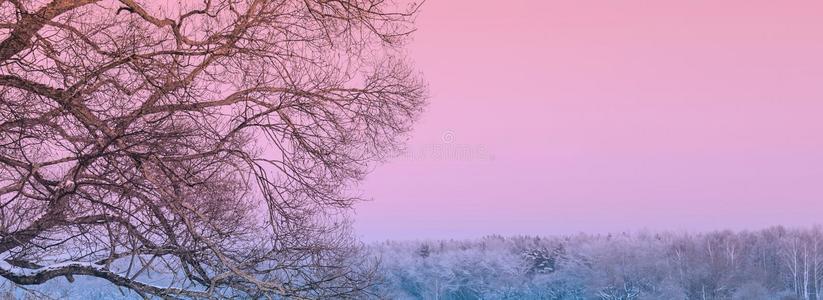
[2,226,823,299]
[369,227,823,300]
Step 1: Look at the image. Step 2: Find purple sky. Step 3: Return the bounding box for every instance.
[355,0,823,241]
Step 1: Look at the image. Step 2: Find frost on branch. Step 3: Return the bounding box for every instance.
[0,0,425,298]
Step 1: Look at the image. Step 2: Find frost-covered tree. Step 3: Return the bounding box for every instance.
[0,0,425,298]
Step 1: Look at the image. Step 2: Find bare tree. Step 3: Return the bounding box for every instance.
[0,0,425,298]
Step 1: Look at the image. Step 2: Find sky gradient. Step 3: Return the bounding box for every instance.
[355,0,823,241]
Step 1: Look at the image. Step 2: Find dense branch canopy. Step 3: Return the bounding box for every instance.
[0,0,425,298]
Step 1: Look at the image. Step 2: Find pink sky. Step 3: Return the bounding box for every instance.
[355,0,823,241]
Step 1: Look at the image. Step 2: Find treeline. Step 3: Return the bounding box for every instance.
[370,227,823,300]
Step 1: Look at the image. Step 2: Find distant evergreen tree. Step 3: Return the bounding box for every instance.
[417,244,432,258]
[523,245,563,274]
